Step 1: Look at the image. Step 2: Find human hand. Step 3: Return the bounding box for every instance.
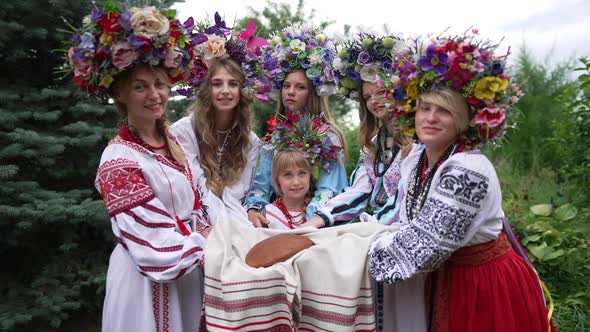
[248,209,269,228]
[298,216,325,229]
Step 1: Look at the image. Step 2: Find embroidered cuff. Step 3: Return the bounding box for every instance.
[314,211,331,228]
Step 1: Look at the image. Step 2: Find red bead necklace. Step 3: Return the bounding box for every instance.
[273,197,305,229]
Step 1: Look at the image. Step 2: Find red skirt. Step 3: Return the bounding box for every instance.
[427,233,551,332]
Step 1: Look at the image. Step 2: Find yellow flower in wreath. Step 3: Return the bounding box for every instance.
[474,76,509,100]
[407,79,419,99]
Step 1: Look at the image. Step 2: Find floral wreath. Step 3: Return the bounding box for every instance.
[62,1,197,97]
[333,32,416,137]
[258,24,339,98]
[396,29,524,146]
[186,12,270,102]
[265,110,342,178]
[333,33,401,100]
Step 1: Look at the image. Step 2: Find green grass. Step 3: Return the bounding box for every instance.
[490,154,590,330]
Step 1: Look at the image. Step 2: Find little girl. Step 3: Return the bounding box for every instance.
[265,150,314,230]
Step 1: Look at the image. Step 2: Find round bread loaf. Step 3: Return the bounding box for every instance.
[245,233,314,268]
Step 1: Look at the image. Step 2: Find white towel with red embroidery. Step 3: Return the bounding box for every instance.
[203,221,397,331]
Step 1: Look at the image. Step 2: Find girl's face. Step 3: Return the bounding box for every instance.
[281,70,310,112]
[211,66,241,113]
[277,164,311,203]
[116,66,169,125]
[415,101,459,148]
[362,81,391,121]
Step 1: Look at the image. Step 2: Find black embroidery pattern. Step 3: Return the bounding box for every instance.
[436,165,489,208]
[368,197,476,283]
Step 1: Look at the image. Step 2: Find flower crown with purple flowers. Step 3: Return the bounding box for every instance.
[265,111,342,178]
[258,24,339,98]
[333,33,401,100]
[62,1,197,97]
[187,12,270,102]
[398,29,523,146]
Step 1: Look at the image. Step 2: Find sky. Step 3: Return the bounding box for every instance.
[173,0,590,66]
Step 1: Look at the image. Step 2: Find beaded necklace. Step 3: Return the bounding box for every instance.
[273,197,306,229]
[373,125,399,177]
[118,125,182,169]
[405,144,458,221]
[214,123,237,181]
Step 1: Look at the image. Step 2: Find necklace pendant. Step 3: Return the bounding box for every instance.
[382,150,393,163]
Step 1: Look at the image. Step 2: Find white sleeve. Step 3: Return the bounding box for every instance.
[368,153,502,283]
[221,133,260,227]
[95,150,206,282]
[316,151,373,226]
[170,116,230,226]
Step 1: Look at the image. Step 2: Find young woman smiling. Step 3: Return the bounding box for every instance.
[246,24,348,228]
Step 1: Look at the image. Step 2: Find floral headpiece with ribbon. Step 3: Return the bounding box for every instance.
[187,12,270,102]
[265,110,342,178]
[62,1,197,97]
[258,24,339,98]
[333,33,401,100]
[393,29,523,145]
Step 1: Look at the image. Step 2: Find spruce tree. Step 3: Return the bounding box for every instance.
[0,0,117,330]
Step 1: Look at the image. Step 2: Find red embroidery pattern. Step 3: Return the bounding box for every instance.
[109,139,187,175]
[152,283,160,332]
[97,158,154,216]
[123,210,175,229]
[301,304,374,326]
[162,283,169,332]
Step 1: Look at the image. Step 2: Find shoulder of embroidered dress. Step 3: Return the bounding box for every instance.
[249,130,260,142]
[247,131,261,152]
[358,147,372,164]
[400,146,421,170]
[326,129,344,147]
[169,116,196,143]
[442,152,495,178]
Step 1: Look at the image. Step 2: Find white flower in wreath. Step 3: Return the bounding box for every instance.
[277,48,290,61]
[290,39,306,53]
[316,83,338,96]
[360,64,380,82]
[332,57,344,70]
[130,6,169,39]
[200,34,226,60]
[308,52,323,65]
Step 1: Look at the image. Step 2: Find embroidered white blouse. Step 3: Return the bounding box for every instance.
[95,139,211,332]
[170,114,259,226]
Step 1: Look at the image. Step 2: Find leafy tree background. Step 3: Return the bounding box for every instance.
[0,0,588,331]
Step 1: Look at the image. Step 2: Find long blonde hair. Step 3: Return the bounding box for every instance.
[358,82,412,162]
[271,150,314,208]
[188,56,253,196]
[277,70,349,163]
[111,64,185,164]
